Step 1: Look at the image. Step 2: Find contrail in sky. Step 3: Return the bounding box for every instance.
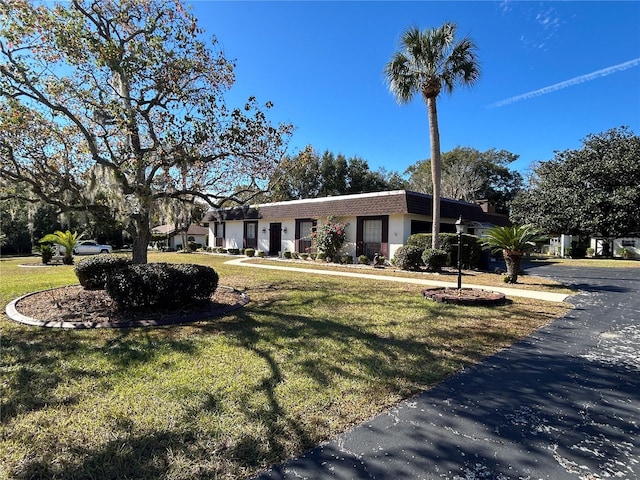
[488,58,640,108]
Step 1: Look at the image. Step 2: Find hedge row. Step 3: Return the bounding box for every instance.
[407,233,484,269]
[393,233,485,271]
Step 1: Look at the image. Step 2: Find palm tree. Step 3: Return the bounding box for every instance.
[385,23,480,249]
[40,230,82,265]
[483,225,541,284]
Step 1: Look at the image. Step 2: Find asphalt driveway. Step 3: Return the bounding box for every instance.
[255,265,640,479]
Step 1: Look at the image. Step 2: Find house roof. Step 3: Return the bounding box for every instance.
[203,190,511,226]
[151,224,209,236]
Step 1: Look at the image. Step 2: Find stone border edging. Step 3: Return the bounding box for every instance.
[5,285,250,329]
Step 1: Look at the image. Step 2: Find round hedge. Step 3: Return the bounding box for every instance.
[74,255,132,290]
[105,262,219,310]
[422,248,448,272]
[393,245,424,271]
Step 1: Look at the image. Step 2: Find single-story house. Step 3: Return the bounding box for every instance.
[202,190,510,260]
[150,223,209,250]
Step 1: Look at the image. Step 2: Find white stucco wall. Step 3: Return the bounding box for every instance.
[388,214,409,259]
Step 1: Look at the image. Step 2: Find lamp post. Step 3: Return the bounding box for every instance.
[455,216,464,290]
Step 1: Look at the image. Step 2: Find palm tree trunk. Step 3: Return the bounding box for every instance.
[503,249,522,283]
[427,96,441,250]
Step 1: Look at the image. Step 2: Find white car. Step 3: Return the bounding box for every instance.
[73,240,113,255]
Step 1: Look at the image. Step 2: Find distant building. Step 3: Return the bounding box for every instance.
[150,224,209,251]
[202,190,509,259]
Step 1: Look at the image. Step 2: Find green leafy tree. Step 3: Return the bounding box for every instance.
[32,204,62,242]
[40,230,82,265]
[511,127,640,238]
[0,198,32,254]
[266,148,407,202]
[319,152,349,197]
[406,147,523,213]
[0,0,292,264]
[385,23,480,249]
[483,225,540,284]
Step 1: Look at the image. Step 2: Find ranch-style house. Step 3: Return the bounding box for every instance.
[203,190,510,261]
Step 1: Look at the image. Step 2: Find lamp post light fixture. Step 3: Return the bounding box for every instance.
[455,216,464,290]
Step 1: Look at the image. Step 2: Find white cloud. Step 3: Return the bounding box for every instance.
[488,58,640,108]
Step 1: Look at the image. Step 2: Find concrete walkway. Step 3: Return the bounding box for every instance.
[225,257,571,303]
[248,264,640,479]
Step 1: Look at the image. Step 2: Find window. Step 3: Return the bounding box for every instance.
[214,222,225,247]
[296,219,316,253]
[363,219,382,243]
[362,219,382,258]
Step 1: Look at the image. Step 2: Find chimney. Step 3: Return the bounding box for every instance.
[475,199,496,214]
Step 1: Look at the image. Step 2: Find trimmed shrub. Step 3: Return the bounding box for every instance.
[282,250,292,259]
[105,262,219,310]
[300,253,309,260]
[41,244,53,265]
[245,248,255,257]
[257,250,266,258]
[407,233,431,251]
[422,249,448,272]
[227,248,240,255]
[316,252,326,261]
[358,255,370,265]
[407,233,482,269]
[74,255,132,290]
[393,245,423,271]
[340,254,353,264]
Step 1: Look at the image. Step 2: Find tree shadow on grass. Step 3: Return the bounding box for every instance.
[1,326,200,423]
[2,280,554,479]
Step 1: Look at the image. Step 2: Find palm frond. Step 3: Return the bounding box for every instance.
[385,22,480,103]
[482,224,541,253]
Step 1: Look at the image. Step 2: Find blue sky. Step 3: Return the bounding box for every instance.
[191,1,640,176]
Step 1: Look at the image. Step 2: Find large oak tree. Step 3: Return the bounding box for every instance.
[0,0,293,263]
[510,127,640,238]
[406,146,523,214]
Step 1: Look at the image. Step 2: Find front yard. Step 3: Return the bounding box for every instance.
[1,252,570,480]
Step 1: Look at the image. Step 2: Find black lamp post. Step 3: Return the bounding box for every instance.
[455,216,464,290]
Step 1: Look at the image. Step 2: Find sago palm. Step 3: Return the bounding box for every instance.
[40,230,82,265]
[385,23,480,249]
[483,225,541,284]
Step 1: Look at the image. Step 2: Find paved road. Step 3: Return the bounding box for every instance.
[255,265,640,479]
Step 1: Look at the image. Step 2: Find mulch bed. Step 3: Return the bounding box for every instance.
[9,285,249,329]
[422,287,507,306]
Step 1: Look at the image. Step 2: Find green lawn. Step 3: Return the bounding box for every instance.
[527,255,640,268]
[1,252,570,480]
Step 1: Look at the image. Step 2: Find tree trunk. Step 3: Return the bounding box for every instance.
[504,249,522,283]
[128,209,151,264]
[427,96,441,250]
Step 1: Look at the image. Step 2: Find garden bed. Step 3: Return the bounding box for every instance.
[422,287,507,306]
[7,284,249,328]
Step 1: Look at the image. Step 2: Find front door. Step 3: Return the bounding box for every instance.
[269,223,281,256]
